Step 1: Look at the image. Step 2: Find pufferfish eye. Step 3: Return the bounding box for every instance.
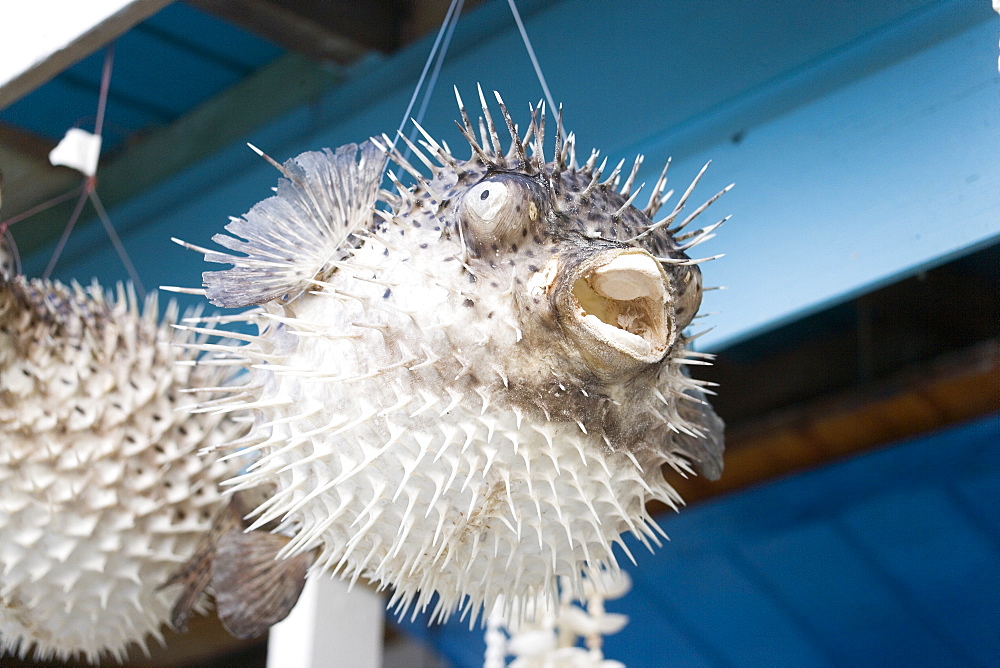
[466,181,510,223]
[460,174,542,250]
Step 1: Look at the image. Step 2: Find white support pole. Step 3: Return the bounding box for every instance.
[267,577,385,668]
[0,0,170,109]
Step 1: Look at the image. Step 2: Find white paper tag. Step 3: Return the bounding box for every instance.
[49,127,102,176]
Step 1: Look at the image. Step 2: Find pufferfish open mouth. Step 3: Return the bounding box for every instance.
[571,251,670,363]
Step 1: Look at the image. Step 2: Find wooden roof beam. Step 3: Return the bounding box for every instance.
[0,0,171,109]
[184,0,373,65]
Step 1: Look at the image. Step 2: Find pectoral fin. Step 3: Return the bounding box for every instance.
[162,501,243,631]
[212,530,314,639]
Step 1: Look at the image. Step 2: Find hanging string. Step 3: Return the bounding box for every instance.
[94,43,115,138]
[0,186,82,237]
[393,0,556,166]
[36,43,146,297]
[89,189,145,297]
[402,0,464,160]
[507,0,557,118]
[392,0,464,151]
[41,187,91,280]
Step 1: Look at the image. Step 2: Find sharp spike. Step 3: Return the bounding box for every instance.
[160,285,207,296]
[582,156,607,196]
[563,130,576,169]
[384,170,412,202]
[620,155,644,196]
[671,184,734,234]
[246,142,290,177]
[554,104,565,170]
[612,183,644,219]
[675,215,730,249]
[455,87,491,164]
[454,86,475,138]
[395,131,437,174]
[655,253,725,266]
[382,134,425,181]
[659,161,712,232]
[493,90,527,167]
[170,237,214,255]
[533,101,546,167]
[477,84,503,159]
[603,158,625,188]
[412,120,462,172]
[629,161,713,243]
[478,117,491,158]
[644,157,671,217]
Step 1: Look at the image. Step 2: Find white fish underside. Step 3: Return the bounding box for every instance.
[226,237,687,621]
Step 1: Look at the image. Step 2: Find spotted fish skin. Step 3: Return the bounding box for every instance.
[0,232,15,281]
[191,89,726,625]
[0,273,246,663]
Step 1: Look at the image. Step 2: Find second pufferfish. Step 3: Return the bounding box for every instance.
[178,89,728,628]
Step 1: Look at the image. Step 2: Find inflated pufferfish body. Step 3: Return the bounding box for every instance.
[0,263,246,662]
[194,90,726,624]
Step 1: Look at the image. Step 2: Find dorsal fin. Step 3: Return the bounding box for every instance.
[203,141,386,308]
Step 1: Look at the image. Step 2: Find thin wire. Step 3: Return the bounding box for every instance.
[42,186,90,280]
[0,185,83,234]
[392,0,464,151]
[507,0,557,118]
[42,41,144,290]
[403,0,464,160]
[89,189,145,298]
[94,44,115,138]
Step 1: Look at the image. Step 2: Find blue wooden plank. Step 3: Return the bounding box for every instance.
[739,521,957,665]
[140,2,283,70]
[633,551,830,666]
[954,471,1000,546]
[602,582,717,668]
[658,414,1000,546]
[672,12,1000,349]
[840,487,1000,666]
[1,75,111,140]
[106,27,251,117]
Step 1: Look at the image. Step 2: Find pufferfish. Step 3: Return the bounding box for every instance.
[0,233,247,662]
[182,89,727,627]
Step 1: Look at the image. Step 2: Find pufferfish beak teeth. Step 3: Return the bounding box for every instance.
[570,250,672,364]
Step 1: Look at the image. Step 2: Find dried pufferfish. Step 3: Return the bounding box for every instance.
[182,89,727,626]
[0,239,247,662]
